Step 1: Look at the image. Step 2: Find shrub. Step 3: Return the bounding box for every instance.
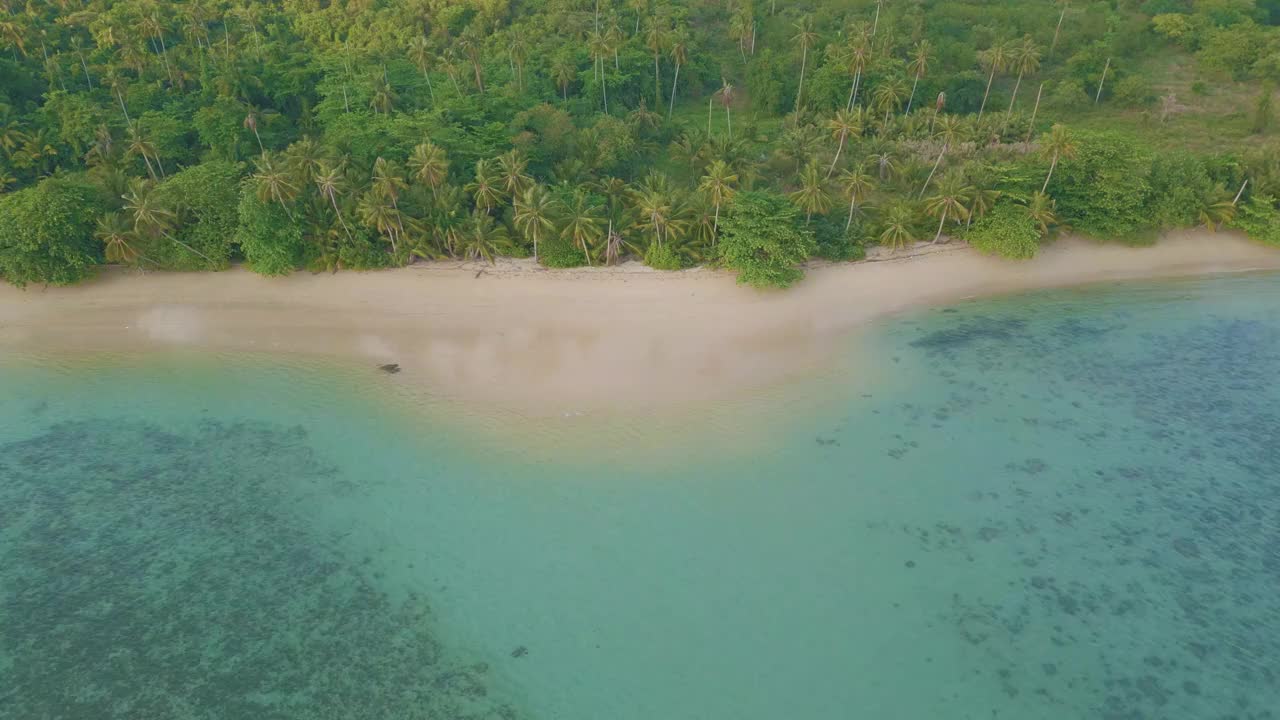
[537,234,589,268]
[0,176,105,287]
[643,242,683,270]
[235,182,304,276]
[717,191,817,288]
[964,202,1042,259]
[1229,195,1280,245]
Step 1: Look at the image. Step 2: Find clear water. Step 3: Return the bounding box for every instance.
[2,273,1279,720]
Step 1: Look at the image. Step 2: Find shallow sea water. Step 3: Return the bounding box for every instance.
[2,273,1278,720]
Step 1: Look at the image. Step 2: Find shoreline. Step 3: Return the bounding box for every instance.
[2,230,1278,414]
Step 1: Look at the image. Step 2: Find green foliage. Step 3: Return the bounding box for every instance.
[1229,195,1280,245]
[1051,131,1155,241]
[235,184,304,276]
[643,242,684,270]
[813,215,868,261]
[153,161,242,270]
[537,234,589,268]
[964,201,1042,259]
[1254,84,1275,134]
[0,177,105,287]
[1146,152,1215,229]
[717,192,816,289]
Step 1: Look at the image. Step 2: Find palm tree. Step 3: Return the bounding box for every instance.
[314,162,354,242]
[1004,37,1041,127]
[644,16,667,112]
[632,175,682,248]
[371,156,409,243]
[358,191,404,256]
[1039,123,1076,192]
[667,26,688,119]
[920,114,963,196]
[553,56,575,100]
[879,202,916,251]
[1024,191,1060,235]
[252,151,298,220]
[514,184,558,262]
[873,75,908,127]
[966,183,1001,229]
[628,0,649,35]
[718,80,735,138]
[589,29,610,113]
[369,70,397,115]
[466,158,506,213]
[698,160,738,241]
[121,179,214,263]
[125,122,161,180]
[95,211,147,265]
[458,26,486,93]
[789,162,832,223]
[243,111,264,154]
[497,151,533,198]
[459,210,508,263]
[509,32,530,93]
[730,7,752,59]
[844,30,872,110]
[284,137,326,188]
[838,167,876,231]
[792,16,818,112]
[905,40,932,114]
[924,172,973,243]
[1198,192,1236,231]
[826,108,863,178]
[408,142,449,200]
[407,36,437,106]
[559,191,603,265]
[977,40,1010,120]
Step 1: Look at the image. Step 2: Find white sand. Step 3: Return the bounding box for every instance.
[2,230,1277,414]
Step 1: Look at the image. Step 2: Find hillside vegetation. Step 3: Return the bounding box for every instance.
[1,0,1279,287]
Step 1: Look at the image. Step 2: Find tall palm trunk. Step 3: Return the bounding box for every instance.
[906,69,922,114]
[653,51,662,111]
[847,70,862,110]
[933,207,947,244]
[668,62,681,119]
[1004,70,1025,128]
[846,195,858,231]
[827,130,847,179]
[329,193,354,242]
[919,144,947,197]
[422,69,436,105]
[1042,152,1059,193]
[725,104,732,138]
[795,45,809,111]
[1025,82,1045,143]
[978,67,997,119]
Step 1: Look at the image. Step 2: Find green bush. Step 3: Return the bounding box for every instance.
[153,161,242,270]
[717,191,817,288]
[1052,130,1156,241]
[643,242,683,270]
[813,215,869,262]
[1229,195,1280,245]
[964,202,1042,259]
[537,234,589,268]
[235,183,305,276]
[0,176,105,287]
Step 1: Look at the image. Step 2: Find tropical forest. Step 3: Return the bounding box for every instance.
[2,0,1280,288]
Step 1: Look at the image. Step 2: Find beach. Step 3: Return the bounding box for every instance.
[2,230,1278,414]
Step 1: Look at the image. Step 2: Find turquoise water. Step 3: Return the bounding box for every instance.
[2,273,1279,719]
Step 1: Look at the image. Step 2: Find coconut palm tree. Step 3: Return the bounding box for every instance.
[466,158,506,213]
[407,35,437,106]
[667,25,688,119]
[514,184,558,262]
[1004,36,1041,127]
[458,25,486,93]
[977,40,1010,120]
[589,29,610,113]
[1198,192,1236,232]
[497,150,533,198]
[838,167,876,231]
[95,211,148,265]
[632,174,683,248]
[408,142,449,201]
[879,202,916,251]
[314,161,355,241]
[873,75,908,127]
[553,55,575,101]
[1039,123,1076,192]
[126,122,161,180]
[924,172,973,243]
[559,190,604,265]
[698,160,738,241]
[284,137,326,188]
[792,16,818,112]
[459,210,508,263]
[905,40,932,114]
[644,16,667,112]
[730,6,752,59]
[509,32,530,93]
[843,28,872,110]
[718,80,735,138]
[920,114,963,196]
[1024,191,1060,235]
[369,69,397,115]
[252,151,298,220]
[790,162,832,223]
[826,107,863,178]
[121,179,214,263]
[357,190,403,255]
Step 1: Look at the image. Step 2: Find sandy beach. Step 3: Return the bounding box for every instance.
[2,230,1278,414]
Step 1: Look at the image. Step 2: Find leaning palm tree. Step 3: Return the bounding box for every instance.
[924,172,974,243]
[314,162,354,241]
[1040,123,1076,192]
[905,40,932,114]
[1004,36,1041,128]
[698,160,738,241]
[559,191,604,265]
[1024,191,1060,235]
[121,179,214,263]
[667,25,688,119]
[843,28,872,110]
[977,40,1010,120]
[408,142,449,201]
[838,167,876,231]
[789,162,832,223]
[878,202,917,251]
[514,184,558,262]
[95,211,148,265]
[919,114,963,196]
[407,35,437,106]
[459,210,508,263]
[826,107,863,178]
[252,151,299,221]
[792,16,818,111]
[1198,191,1236,232]
[126,121,162,180]
[457,25,486,93]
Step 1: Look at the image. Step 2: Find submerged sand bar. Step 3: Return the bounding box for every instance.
[2,230,1278,414]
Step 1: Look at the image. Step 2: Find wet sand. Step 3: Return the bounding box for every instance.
[2,231,1277,414]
